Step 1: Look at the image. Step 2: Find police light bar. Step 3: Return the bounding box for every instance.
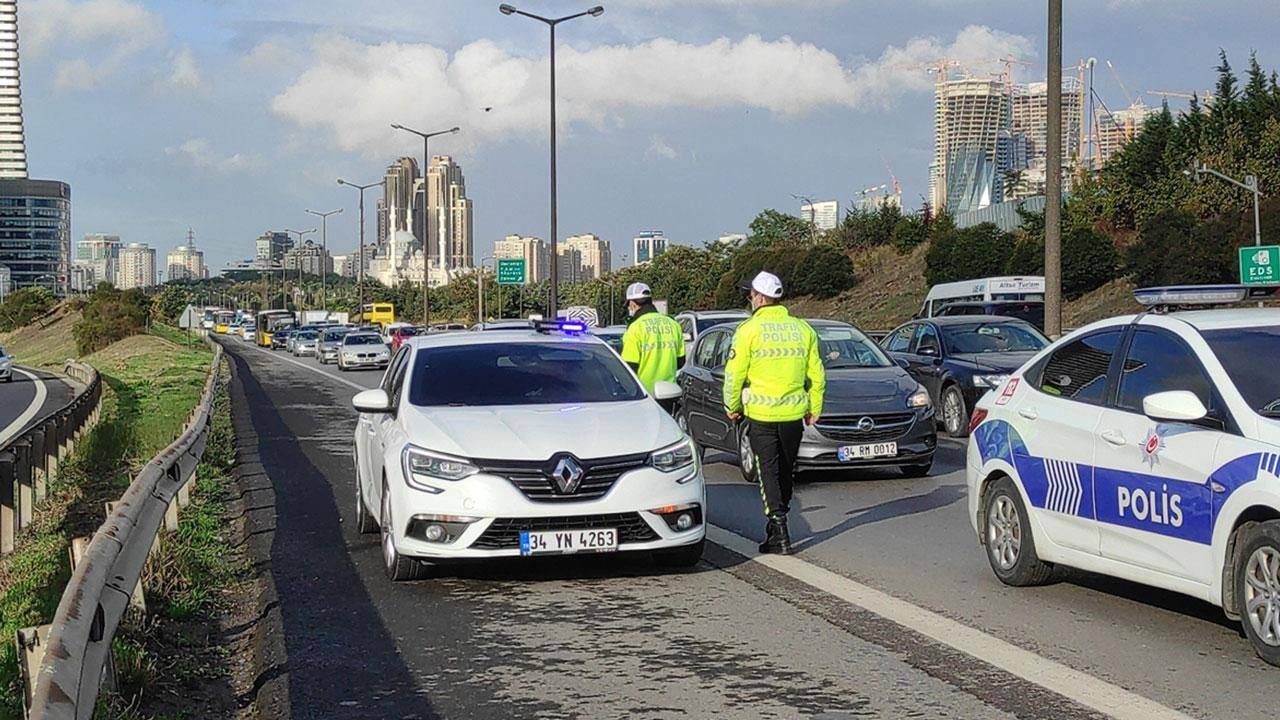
[1133,284,1279,307]
[532,320,588,335]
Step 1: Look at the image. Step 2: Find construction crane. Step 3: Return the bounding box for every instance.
[1148,90,1215,102]
[997,56,1033,92]
[1105,60,1136,107]
[879,152,902,196]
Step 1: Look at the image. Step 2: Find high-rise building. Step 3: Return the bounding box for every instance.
[557,246,585,284]
[255,231,291,265]
[494,235,548,283]
[0,264,11,301]
[0,179,71,291]
[1009,79,1085,197]
[117,243,156,289]
[167,239,205,281]
[929,78,1008,214]
[383,157,418,244]
[424,155,473,273]
[375,198,389,247]
[77,233,121,287]
[331,254,353,277]
[632,231,667,265]
[564,234,611,280]
[1095,102,1158,169]
[0,0,27,179]
[799,200,839,231]
[282,240,332,276]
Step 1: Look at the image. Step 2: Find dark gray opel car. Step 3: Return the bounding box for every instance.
[677,319,938,480]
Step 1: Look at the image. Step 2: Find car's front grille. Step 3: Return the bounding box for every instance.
[470,512,658,550]
[474,453,650,503]
[815,413,916,443]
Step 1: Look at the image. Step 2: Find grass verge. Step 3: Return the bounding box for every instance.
[0,326,212,719]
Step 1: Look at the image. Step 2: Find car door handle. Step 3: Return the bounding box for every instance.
[1100,429,1126,446]
[1017,407,1038,421]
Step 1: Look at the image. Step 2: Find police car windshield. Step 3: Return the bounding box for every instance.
[1203,326,1280,417]
[408,342,645,407]
[942,322,1048,355]
[816,326,891,368]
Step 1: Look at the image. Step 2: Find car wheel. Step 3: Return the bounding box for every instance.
[737,422,758,484]
[354,453,377,534]
[654,539,705,569]
[1235,520,1280,667]
[675,409,705,461]
[900,461,933,478]
[941,385,969,438]
[381,480,426,581]
[983,476,1055,586]
[338,360,347,372]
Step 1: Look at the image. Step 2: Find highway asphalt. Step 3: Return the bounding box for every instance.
[0,366,74,446]
[221,334,1273,720]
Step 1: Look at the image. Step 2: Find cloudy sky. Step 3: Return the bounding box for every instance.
[18,0,1278,271]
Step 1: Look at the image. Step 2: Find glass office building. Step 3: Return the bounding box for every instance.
[0,179,71,292]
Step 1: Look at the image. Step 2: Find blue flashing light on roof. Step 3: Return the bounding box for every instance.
[532,320,588,335]
[1134,284,1278,308]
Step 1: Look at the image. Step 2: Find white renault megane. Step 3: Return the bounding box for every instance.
[351,321,706,581]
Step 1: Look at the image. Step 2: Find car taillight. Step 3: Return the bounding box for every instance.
[968,408,988,434]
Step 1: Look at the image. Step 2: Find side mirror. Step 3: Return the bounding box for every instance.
[683,331,694,342]
[653,380,683,402]
[896,357,910,370]
[711,366,726,381]
[918,345,939,358]
[353,388,392,413]
[1143,390,1207,423]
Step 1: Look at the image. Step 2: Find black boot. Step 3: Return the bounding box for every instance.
[758,513,792,555]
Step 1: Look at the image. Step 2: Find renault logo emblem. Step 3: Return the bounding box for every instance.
[551,457,584,494]
[857,416,876,432]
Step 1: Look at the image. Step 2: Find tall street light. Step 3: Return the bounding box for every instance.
[1191,160,1264,306]
[305,207,343,314]
[390,123,460,326]
[338,178,386,319]
[284,228,316,311]
[499,3,604,319]
[791,193,819,243]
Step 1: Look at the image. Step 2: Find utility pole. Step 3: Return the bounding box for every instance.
[1044,0,1064,337]
[338,179,385,320]
[306,208,342,314]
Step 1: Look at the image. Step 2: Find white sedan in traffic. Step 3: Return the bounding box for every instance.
[351,323,705,581]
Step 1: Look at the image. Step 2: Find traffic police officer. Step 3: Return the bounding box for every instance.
[620,282,685,410]
[723,271,825,555]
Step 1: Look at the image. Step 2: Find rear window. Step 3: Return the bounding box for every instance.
[409,342,644,407]
[344,334,383,346]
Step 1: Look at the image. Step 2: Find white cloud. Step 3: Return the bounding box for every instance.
[272,26,1031,156]
[165,47,205,93]
[165,138,262,174]
[24,0,166,90]
[645,137,678,160]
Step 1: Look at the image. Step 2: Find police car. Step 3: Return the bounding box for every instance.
[966,285,1280,666]
[350,320,705,581]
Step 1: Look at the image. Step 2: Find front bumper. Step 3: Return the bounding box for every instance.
[384,457,707,560]
[319,347,339,362]
[296,345,317,356]
[797,409,937,470]
[341,354,389,368]
[0,365,10,379]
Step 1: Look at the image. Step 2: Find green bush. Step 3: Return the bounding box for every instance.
[714,243,856,306]
[72,284,151,355]
[925,223,1017,286]
[1125,209,1236,286]
[891,216,929,253]
[0,287,56,331]
[1062,227,1121,298]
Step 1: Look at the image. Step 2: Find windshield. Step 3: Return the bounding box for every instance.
[1204,326,1280,418]
[297,331,318,340]
[815,325,891,368]
[696,316,743,333]
[323,328,351,341]
[409,341,645,407]
[344,334,383,346]
[942,322,1048,355]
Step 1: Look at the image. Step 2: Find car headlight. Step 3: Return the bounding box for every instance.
[907,387,931,408]
[974,374,1009,389]
[402,445,478,492]
[649,438,695,473]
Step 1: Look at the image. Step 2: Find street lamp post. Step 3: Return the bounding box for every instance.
[305,208,343,314]
[390,123,460,327]
[499,3,604,319]
[338,178,386,320]
[1192,160,1265,305]
[791,193,818,243]
[477,256,494,328]
[284,228,316,312]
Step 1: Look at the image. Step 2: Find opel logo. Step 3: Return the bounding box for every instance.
[551,457,584,494]
[857,416,876,432]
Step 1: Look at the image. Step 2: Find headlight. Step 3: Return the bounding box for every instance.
[907,387,931,408]
[401,445,478,492]
[649,438,695,473]
[974,374,1009,389]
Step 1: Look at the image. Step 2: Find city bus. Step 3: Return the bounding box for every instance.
[213,310,235,334]
[917,276,1045,318]
[201,307,221,331]
[357,303,396,329]
[256,309,296,348]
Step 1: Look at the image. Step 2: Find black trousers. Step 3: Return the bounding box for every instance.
[747,419,804,518]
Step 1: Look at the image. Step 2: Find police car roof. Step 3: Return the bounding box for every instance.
[1161,307,1280,331]
[405,329,605,349]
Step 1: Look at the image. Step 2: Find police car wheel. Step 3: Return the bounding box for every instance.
[941,385,969,438]
[353,452,377,535]
[1235,521,1280,666]
[737,424,758,484]
[984,477,1055,586]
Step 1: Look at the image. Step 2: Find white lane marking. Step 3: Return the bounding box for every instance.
[0,368,48,446]
[242,341,371,393]
[706,525,1195,720]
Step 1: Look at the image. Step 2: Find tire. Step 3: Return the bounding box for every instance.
[338,360,348,372]
[381,480,426,581]
[1234,520,1280,667]
[655,539,705,569]
[941,385,969,438]
[353,453,377,534]
[737,422,758,484]
[900,461,933,478]
[983,476,1055,586]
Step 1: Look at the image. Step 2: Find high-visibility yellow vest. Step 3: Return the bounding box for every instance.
[722,305,825,422]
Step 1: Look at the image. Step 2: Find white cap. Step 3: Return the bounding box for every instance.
[750,271,784,299]
[625,282,653,301]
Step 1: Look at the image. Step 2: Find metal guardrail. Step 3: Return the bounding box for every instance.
[1,362,102,555]
[24,336,223,719]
